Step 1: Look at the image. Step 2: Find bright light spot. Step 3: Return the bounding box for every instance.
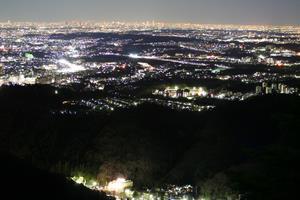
[207,54,216,59]
[258,54,266,59]
[74,176,84,184]
[129,53,140,59]
[92,181,98,187]
[57,59,85,73]
[124,189,134,197]
[275,61,284,67]
[105,178,133,193]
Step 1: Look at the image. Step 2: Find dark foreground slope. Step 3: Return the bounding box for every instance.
[0,85,300,199]
[166,94,300,200]
[0,153,113,200]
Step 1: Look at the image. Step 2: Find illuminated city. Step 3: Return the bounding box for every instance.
[1,1,300,200]
[0,22,299,114]
[1,21,300,200]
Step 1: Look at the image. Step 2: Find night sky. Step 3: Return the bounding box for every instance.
[0,0,299,24]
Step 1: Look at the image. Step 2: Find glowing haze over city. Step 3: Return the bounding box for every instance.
[0,0,300,24]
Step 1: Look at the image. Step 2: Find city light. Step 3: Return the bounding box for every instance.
[105,178,133,193]
[57,59,85,73]
[129,53,140,59]
[72,176,85,184]
[92,181,98,187]
[1,2,299,200]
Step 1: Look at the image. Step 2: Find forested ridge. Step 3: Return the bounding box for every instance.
[1,85,299,199]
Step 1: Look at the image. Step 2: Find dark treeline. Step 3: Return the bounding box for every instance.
[0,153,114,200]
[0,85,299,199]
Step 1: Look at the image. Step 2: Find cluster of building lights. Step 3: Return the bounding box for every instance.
[1,22,299,113]
[71,176,196,200]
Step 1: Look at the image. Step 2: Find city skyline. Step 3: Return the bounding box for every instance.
[0,0,300,25]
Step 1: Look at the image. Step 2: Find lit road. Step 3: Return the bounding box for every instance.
[127,54,207,67]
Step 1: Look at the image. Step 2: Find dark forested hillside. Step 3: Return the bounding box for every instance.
[0,85,299,199]
[0,153,113,200]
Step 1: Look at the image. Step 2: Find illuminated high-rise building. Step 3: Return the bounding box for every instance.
[256,86,262,94]
[280,84,288,94]
[0,63,4,75]
[265,87,272,94]
[262,82,268,88]
[271,83,278,91]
